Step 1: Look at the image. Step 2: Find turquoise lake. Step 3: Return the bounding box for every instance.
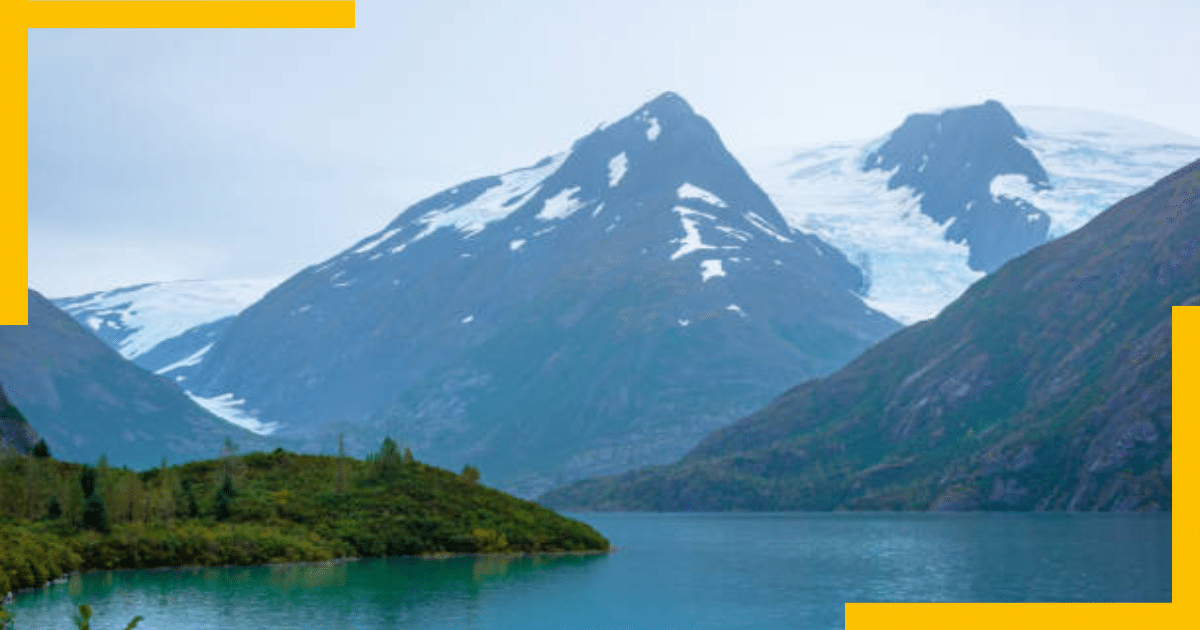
[7,512,1171,629]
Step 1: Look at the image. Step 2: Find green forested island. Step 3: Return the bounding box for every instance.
[0,437,610,622]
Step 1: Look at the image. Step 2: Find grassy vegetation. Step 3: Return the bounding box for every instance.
[0,439,610,619]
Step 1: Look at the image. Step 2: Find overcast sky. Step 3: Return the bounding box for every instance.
[28,0,1199,296]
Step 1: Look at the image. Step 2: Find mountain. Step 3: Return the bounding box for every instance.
[539,157,1198,512]
[865,99,1051,273]
[53,279,277,384]
[750,101,1200,323]
[0,385,39,453]
[0,289,264,468]
[185,92,900,496]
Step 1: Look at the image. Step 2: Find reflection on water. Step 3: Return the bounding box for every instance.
[7,513,1169,630]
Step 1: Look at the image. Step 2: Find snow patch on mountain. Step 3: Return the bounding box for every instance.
[186,392,279,435]
[670,208,717,260]
[646,117,661,141]
[353,228,402,255]
[700,259,726,282]
[608,153,628,187]
[744,212,792,243]
[990,173,1039,203]
[537,186,587,221]
[750,142,984,324]
[678,183,727,208]
[412,153,567,241]
[1011,106,1200,238]
[155,343,213,376]
[54,279,278,360]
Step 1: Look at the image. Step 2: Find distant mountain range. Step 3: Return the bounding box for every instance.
[0,290,263,468]
[540,157,1196,512]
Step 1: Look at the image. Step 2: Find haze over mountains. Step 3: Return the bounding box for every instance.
[541,156,1196,512]
[40,94,1197,503]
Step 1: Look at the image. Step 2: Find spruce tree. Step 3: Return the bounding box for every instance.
[31,439,51,459]
[180,478,200,519]
[83,493,110,534]
[213,476,236,522]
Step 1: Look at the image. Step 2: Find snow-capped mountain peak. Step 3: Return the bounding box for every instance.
[749,101,1200,324]
[185,91,897,496]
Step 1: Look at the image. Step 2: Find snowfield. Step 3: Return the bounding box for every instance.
[749,107,1200,324]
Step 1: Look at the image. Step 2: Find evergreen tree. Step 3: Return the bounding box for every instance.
[31,439,51,459]
[336,433,346,494]
[47,494,62,520]
[80,465,97,498]
[180,478,199,519]
[213,476,237,522]
[83,493,110,534]
[461,464,481,485]
[371,437,404,480]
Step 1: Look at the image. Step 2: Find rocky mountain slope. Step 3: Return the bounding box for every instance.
[540,157,1197,512]
[185,92,901,496]
[0,385,39,453]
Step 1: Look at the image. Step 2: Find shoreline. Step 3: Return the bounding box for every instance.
[5,546,617,604]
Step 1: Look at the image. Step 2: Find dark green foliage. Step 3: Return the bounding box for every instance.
[180,478,199,519]
[83,493,110,534]
[0,448,608,599]
[368,437,404,480]
[213,476,236,522]
[80,465,97,498]
[47,495,62,521]
[31,439,51,459]
[461,464,480,484]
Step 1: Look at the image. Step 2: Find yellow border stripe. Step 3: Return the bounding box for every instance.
[1,23,27,325]
[6,1,1194,628]
[22,1,355,29]
[848,307,1193,627]
[3,0,353,324]
[1171,306,1196,608]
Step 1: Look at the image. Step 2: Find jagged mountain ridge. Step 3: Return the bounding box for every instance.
[540,157,1197,512]
[186,92,900,496]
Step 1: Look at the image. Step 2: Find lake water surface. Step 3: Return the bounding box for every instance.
[8,512,1170,629]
